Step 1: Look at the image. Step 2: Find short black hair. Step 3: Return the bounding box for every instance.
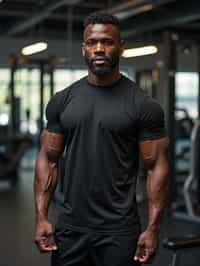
[84,12,120,29]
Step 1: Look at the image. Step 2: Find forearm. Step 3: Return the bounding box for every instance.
[34,130,65,221]
[146,169,169,233]
[34,149,58,221]
[139,137,169,233]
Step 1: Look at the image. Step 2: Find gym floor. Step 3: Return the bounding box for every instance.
[0,148,199,266]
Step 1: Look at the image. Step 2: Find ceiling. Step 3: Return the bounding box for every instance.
[0,0,200,43]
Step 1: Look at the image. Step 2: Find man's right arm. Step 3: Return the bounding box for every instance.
[34,129,65,252]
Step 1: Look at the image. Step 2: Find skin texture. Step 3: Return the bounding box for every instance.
[34,130,65,252]
[34,23,170,263]
[82,23,125,86]
[134,137,169,263]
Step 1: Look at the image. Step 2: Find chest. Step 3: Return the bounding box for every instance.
[60,89,137,136]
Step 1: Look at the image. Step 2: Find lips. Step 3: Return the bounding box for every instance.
[94,60,105,65]
[92,57,108,65]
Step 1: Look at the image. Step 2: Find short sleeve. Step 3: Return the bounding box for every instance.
[45,92,65,134]
[138,97,166,141]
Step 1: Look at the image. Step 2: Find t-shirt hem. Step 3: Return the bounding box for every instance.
[45,126,64,134]
[138,132,166,141]
[61,223,141,236]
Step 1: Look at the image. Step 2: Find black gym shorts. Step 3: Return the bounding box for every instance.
[51,228,141,266]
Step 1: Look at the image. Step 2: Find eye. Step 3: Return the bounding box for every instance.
[103,39,114,45]
[85,39,97,47]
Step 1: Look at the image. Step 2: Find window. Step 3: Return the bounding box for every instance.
[175,72,199,119]
[0,69,10,126]
[54,69,88,92]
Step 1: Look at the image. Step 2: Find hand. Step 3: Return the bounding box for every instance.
[34,219,58,253]
[134,229,158,263]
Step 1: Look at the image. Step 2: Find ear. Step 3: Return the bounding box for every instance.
[119,40,125,56]
[81,42,85,56]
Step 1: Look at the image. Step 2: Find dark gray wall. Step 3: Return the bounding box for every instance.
[0,37,198,110]
[1,37,198,70]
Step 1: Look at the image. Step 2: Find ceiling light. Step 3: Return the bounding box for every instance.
[21,42,48,55]
[122,45,158,58]
[116,5,153,20]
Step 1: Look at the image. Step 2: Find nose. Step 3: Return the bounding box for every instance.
[95,41,105,53]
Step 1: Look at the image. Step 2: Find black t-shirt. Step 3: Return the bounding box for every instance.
[46,75,166,235]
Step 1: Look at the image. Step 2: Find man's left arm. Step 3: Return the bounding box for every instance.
[134,137,170,263]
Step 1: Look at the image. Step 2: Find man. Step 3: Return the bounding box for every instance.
[34,12,169,266]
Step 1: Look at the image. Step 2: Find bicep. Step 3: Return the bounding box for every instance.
[34,131,64,193]
[43,91,66,160]
[139,138,170,200]
[139,137,169,170]
[139,138,170,207]
[40,129,65,162]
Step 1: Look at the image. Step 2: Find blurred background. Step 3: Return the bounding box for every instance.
[0,0,200,265]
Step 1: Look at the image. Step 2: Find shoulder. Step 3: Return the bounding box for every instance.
[121,74,147,104]
[128,81,163,117]
[47,76,87,111]
[136,92,165,126]
[120,74,163,112]
[46,89,66,115]
[140,95,164,117]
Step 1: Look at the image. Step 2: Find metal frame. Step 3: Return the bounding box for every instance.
[173,121,200,222]
[9,55,55,134]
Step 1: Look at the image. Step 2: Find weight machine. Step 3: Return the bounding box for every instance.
[0,55,56,186]
[173,120,200,222]
[9,54,56,133]
[163,234,200,266]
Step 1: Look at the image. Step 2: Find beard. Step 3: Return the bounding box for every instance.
[84,52,120,76]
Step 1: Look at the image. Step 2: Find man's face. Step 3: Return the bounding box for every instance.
[82,24,124,76]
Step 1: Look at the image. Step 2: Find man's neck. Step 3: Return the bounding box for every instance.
[87,68,121,86]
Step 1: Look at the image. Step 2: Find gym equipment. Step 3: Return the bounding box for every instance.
[175,108,194,139]
[0,133,34,185]
[175,108,193,176]
[9,55,55,134]
[173,120,200,222]
[163,235,200,266]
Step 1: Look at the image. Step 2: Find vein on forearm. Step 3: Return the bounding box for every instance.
[146,166,169,231]
[34,130,65,220]
[44,162,57,192]
[34,154,58,219]
[139,137,170,232]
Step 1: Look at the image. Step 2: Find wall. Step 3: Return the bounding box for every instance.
[0,36,198,69]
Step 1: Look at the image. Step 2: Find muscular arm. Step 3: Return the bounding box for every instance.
[140,137,169,233]
[134,137,170,262]
[34,129,65,252]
